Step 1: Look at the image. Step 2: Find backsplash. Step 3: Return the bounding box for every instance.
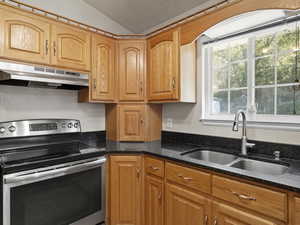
[162,131,300,160]
[0,86,106,132]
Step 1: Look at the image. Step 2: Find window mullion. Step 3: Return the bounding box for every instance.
[248,37,256,115]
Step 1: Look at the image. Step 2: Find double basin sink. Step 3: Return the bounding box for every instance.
[181,149,289,176]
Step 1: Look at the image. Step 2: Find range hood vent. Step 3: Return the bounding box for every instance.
[0,61,89,90]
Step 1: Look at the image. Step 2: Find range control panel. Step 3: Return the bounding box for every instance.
[0,119,81,138]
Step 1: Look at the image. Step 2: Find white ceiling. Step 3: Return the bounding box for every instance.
[83,0,216,33]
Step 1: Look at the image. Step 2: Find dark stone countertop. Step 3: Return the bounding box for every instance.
[97,141,300,193]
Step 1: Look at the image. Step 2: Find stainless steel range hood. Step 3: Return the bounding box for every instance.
[0,61,89,90]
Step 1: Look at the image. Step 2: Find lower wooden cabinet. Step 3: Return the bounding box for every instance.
[145,175,164,225]
[212,202,278,225]
[291,196,300,225]
[165,182,211,225]
[109,155,142,225]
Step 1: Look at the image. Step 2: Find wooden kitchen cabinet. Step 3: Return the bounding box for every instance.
[145,175,164,225]
[90,34,115,101]
[119,104,145,141]
[291,196,300,225]
[165,182,211,225]
[148,28,196,102]
[51,23,91,71]
[212,202,278,225]
[0,7,51,65]
[106,103,162,142]
[110,155,142,225]
[118,40,146,102]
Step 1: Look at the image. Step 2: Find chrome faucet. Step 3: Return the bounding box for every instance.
[232,110,255,155]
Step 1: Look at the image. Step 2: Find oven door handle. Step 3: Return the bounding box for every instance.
[4,157,106,185]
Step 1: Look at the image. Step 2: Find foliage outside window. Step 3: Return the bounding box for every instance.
[203,21,300,124]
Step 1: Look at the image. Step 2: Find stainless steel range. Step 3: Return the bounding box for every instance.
[0,119,106,225]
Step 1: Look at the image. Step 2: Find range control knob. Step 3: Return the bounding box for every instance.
[74,123,79,128]
[67,123,73,128]
[8,126,16,133]
[0,127,5,134]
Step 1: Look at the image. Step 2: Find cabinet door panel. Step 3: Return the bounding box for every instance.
[51,24,90,71]
[119,105,145,141]
[145,175,164,225]
[119,41,145,101]
[91,34,115,101]
[213,202,278,225]
[0,8,50,64]
[166,183,211,225]
[148,29,179,101]
[292,197,300,225]
[110,156,142,225]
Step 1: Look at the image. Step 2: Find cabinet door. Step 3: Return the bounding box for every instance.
[91,34,115,101]
[118,41,145,101]
[292,197,300,225]
[51,23,91,71]
[119,104,145,141]
[213,202,278,225]
[148,29,180,101]
[165,183,211,225]
[145,175,164,225]
[0,8,50,64]
[110,156,142,225]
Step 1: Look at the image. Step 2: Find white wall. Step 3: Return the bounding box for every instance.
[163,41,300,145]
[17,0,132,34]
[0,86,105,132]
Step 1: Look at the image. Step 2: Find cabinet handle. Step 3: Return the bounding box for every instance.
[177,174,193,181]
[172,77,176,89]
[204,215,208,225]
[149,166,159,171]
[140,118,144,125]
[158,191,162,201]
[136,168,140,179]
[213,218,217,225]
[230,190,256,201]
[93,79,97,89]
[45,40,49,55]
[140,81,143,95]
[53,41,57,56]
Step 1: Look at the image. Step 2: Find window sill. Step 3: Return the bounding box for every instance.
[201,118,300,131]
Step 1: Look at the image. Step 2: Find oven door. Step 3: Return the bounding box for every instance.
[3,157,106,225]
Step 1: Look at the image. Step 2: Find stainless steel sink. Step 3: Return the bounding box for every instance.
[230,159,289,176]
[182,150,238,165]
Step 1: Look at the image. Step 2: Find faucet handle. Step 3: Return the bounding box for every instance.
[232,121,239,131]
[273,151,280,160]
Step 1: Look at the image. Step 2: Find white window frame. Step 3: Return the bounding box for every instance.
[201,21,300,130]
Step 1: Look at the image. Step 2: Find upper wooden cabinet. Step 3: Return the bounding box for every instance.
[148,29,196,103]
[51,23,91,71]
[118,40,146,102]
[148,29,180,101]
[0,7,50,65]
[110,155,142,225]
[90,34,115,102]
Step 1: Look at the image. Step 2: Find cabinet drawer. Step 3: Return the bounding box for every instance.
[212,175,287,221]
[166,162,211,194]
[145,157,164,178]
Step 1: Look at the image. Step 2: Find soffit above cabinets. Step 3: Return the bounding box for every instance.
[83,0,221,34]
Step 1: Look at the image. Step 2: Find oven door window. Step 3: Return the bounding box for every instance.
[10,167,102,225]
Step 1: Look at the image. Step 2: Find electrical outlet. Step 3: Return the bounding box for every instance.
[166,118,173,128]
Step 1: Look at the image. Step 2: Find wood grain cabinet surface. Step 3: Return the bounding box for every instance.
[165,182,211,225]
[0,7,51,65]
[212,202,279,225]
[118,40,146,102]
[110,156,142,225]
[51,23,91,71]
[145,175,164,225]
[90,34,115,102]
[148,29,180,101]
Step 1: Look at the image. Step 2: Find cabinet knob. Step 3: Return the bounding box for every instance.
[93,79,97,89]
[53,41,57,56]
[204,215,208,225]
[172,77,176,89]
[136,168,140,178]
[45,40,49,55]
[213,218,217,225]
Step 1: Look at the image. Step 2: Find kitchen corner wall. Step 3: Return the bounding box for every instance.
[0,86,105,132]
[162,41,300,146]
